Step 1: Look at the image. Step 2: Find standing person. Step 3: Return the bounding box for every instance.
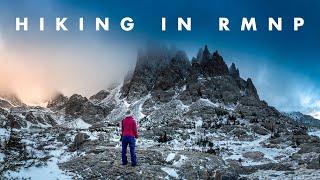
[121,112,138,166]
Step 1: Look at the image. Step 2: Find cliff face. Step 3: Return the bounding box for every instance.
[122,45,257,102]
[119,46,292,133]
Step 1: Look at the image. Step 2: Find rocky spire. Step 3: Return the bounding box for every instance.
[211,50,229,75]
[201,45,210,63]
[246,78,259,100]
[196,48,203,61]
[229,63,240,78]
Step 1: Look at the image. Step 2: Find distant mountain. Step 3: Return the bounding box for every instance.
[283,111,320,127]
[0,93,25,108]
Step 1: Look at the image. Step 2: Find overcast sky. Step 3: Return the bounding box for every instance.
[0,0,319,118]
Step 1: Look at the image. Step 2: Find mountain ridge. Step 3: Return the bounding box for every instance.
[283,111,320,127]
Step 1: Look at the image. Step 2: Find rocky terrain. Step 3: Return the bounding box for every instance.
[1,45,320,179]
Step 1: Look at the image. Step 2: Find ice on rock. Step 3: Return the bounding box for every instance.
[308,130,320,138]
[0,152,5,162]
[195,118,203,128]
[161,167,179,178]
[166,153,176,162]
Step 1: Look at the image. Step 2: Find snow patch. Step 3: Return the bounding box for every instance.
[5,149,75,180]
[308,130,320,138]
[161,167,179,178]
[166,153,176,162]
[243,169,320,180]
[0,152,5,162]
[63,118,92,129]
[218,135,298,166]
[0,128,10,137]
[195,118,203,128]
[198,98,219,107]
[173,155,188,167]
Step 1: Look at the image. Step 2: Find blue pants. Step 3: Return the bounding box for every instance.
[121,136,137,166]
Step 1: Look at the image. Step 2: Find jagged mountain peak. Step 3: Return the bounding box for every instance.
[229,63,240,78]
[0,92,25,108]
[122,45,259,104]
[283,111,320,127]
[245,78,259,100]
[201,45,211,63]
[89,90,110,102]
[47,92,68,110]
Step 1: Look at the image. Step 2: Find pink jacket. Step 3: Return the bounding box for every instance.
[121,116,138,138]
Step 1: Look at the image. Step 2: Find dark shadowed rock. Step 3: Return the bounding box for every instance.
[25,112,38,124]
[47,93,69,110]
[89,90,110,102]
[229,63,240,79]
[65,94,88,116]
[122,45,187,101]
[200,48,229,77]
[201,45,211,64]
[0,99,13,109]
[245,78,259,100]
[211,50,230,76]
[63,94,110,123]
[71,132,90,150]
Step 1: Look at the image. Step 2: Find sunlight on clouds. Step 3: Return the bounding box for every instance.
[0,36,135,105]
[310,111,320,120]
[299,93,320,119]
[310,100,320,119]
[299,94,312,107]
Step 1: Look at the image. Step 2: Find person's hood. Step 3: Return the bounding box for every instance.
[125,116,134,121]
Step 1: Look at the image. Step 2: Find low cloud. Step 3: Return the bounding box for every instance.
[0,30,136,105]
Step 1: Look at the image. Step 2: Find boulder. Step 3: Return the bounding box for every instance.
[306,155,320,169]
[243,151,265,160]
[298,143,320,154]
[73,132,90,148]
